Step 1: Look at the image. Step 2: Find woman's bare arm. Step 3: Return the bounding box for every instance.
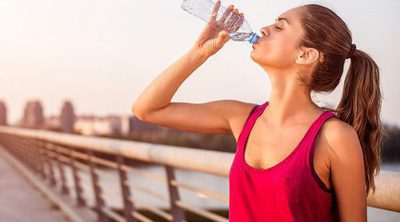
[326,120,367,222]
[132,1,251,135]
[134,99,256,135]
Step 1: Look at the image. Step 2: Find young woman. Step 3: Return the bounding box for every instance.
[133,1,384,221]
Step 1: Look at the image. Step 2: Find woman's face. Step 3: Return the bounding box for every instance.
[250,7,305,70]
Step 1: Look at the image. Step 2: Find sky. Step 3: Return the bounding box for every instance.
[0,0,399,126]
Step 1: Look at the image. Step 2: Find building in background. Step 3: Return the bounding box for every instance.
[121,115,134,135]
[9,98,175,138]
[22,100,45,128]
[74,114,172,137]
[60,100,76,133]
[0,101,7,125]
[75,115,124,136]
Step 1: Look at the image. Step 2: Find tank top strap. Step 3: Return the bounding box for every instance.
[305,111,338,189]
[305,111,337,153]
[237,101,269,145]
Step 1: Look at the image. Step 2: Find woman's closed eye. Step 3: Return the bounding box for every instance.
[274,26,283,30]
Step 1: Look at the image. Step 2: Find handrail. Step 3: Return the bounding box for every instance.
[0,126,232,176]
[0,125,399,222]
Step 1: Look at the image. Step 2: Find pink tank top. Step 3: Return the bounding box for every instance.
[229,101,339,222]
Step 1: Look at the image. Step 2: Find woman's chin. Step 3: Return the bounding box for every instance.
[250,53,271,68]
[250,50,260,62]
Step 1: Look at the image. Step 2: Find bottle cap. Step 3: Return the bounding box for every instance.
[249,33,260,44]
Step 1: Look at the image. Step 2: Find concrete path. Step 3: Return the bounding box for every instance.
[0,151,68,222]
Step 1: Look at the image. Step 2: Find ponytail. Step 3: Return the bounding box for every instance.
[335,49,387,195]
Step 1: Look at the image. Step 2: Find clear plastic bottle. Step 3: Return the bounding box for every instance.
[181,0,260,44]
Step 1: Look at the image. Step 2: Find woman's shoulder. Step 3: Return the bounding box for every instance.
[323,115,356,139]
[226,101,259,142]
[319,115,362,162]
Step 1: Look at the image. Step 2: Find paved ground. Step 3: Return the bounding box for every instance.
[0,151,68,222]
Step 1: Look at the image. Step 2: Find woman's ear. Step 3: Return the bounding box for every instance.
[295,46,320,65]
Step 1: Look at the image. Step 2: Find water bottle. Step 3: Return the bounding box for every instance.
[181,0,260,44]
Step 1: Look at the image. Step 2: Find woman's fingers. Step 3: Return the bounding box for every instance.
[226,9,240,32]
[216,4,234,28]
[209,0,221,23]
[197,2,244,54]
[230,12,244,33]
[215,5,243,33]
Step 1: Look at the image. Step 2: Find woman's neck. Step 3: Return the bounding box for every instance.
[264,72,322,126]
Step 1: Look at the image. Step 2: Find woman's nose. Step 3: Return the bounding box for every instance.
[260,28,268,37]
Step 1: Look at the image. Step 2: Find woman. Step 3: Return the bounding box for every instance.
[133,1,384,221]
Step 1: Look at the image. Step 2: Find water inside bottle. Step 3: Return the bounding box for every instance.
[229,32,252,41]
[229,32,260,44]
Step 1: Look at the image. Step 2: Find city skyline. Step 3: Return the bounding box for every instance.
[0,0,399,126]
[0,95,398,131]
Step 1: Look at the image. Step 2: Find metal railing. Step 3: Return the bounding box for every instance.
[0,126,399,222]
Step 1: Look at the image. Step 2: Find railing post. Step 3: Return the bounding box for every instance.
[16,138,29,167]
[30,140,43,174]
[15,138,44,178]
[69,148,86,206]
[21,138,36,171]
[53,145,69,195]
[87,150,109,222]
[116,154,136,222]
[165,165,186,222]
[38,145,47,179]
[44,143,57,186]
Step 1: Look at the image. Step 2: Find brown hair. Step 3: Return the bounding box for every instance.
[298,4,387,196]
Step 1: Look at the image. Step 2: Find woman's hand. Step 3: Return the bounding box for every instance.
[190,0,244,60]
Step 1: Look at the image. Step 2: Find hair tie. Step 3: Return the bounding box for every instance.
[346,44,356,59]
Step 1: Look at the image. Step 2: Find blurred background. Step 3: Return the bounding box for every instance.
[0,0,399,221]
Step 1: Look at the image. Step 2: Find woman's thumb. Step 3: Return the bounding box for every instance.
[215,30,230,48]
